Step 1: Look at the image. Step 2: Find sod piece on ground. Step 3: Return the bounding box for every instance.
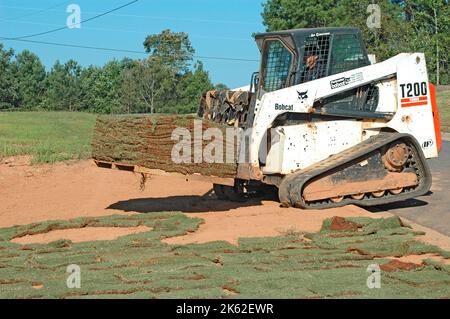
[0,214,448,298]
[92,115,239,178]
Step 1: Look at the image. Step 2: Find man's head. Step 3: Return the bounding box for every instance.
[305,54,319,69]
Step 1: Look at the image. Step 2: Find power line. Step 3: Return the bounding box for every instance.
[7,1,67,21]
[0,0,259,63]
[4,0,140,40]
[0,18,250,42]
[0,37,260,63]
[0,37,145,55]
[0,4,260,26]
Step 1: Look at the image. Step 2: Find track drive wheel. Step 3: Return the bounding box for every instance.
[382,142,409,172]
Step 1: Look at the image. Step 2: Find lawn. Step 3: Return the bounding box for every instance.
[437,88,450,133]
[0,112,96,163]
[0,213,448,298]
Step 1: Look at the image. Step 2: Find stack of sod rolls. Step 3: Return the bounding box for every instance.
[91,114,239,178]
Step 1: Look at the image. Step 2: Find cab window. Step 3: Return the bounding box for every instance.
[262,40,293,92]
[329,34,369,75]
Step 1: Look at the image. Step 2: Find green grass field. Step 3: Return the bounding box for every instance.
[0,214,448,298]
[437,89,450,133]
[0,112,96,163]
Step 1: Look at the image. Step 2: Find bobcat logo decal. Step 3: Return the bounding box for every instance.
[297,90,308,100]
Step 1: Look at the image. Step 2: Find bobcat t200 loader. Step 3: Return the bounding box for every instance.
[199,27,442,209]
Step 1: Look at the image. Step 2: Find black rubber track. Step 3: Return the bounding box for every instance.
[278,132,432,209]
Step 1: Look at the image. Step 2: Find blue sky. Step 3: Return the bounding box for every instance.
[0,0,266,88]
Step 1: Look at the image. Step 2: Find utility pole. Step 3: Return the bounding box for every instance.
[433,5,439,87]
[150,79,155,114]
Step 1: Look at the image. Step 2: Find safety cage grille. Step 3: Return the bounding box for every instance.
[299,35,330,83]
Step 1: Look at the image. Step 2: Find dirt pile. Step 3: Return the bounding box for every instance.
[329,216,363,231]
[91,115,238,178]
[380,260,423,272]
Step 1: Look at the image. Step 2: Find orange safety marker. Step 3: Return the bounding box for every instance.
[429,84,442,153]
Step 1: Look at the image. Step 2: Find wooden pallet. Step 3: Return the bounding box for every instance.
[93,160,235,186]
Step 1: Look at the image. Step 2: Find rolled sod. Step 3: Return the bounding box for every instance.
[91,114,239,178]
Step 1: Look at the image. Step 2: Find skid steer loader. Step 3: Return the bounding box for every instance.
[198,27,442,209]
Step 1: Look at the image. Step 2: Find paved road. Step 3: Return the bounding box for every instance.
[369,140,450,236]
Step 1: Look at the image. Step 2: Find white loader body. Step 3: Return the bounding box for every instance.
[241,53,440,178]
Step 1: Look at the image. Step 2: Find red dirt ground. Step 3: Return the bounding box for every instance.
[1,156,449,253]
[376,253,450,266]
[380,260,423,272]
[329,216,363,231]
[11,226,152,245]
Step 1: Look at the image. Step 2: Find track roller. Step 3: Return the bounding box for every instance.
[351,193,365,200]
[371,190,385,198]
[330,196,344,203]
[389,188,403,195]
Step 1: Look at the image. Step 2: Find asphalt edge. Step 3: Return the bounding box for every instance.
[399,217,450,252]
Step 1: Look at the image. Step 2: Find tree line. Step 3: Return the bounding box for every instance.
[262,0,449,85]
[1,1,448,114]
[0,30,225,114]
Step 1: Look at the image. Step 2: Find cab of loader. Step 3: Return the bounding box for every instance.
[199,27,381,128]
[250,27,381,121]
[255,27,370,90]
